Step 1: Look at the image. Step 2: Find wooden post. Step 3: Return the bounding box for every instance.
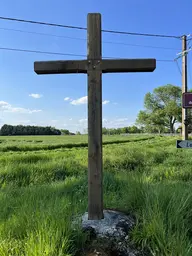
[34,13,156,221]
[87,13,103,220]
[182,35,188,140]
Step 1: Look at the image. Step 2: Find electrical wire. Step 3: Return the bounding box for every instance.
[0,27,180,50]
[155,59,174,62]
[0,27,86,41]
[187,43,192,87]
[174,59,182,76]
[102,28,181,39]
[0,27,180,51]
[0,46,175,62]
[0,16,181,39]
[0,47,86,57]
[0,16,87,31]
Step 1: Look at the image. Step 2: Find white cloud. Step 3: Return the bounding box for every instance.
[102,100,110,105]
[103,118,108,123]
[70,96,87,105]
[0,101,42,114]
[64,97,71,101]
[75,117,132,131]
[17,120,31,124]
[115,118,128,122]
[79,118,87,123]
[12,120,32,125]
[70,96,110,106]
[29,93,42,99]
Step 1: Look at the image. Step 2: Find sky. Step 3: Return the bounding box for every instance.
[0,0,191,133]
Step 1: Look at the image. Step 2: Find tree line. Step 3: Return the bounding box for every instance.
[102,126,142,135]
[0,84,188,135]
[0,124,61,136]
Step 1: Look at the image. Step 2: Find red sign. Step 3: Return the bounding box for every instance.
[182,93,192,108]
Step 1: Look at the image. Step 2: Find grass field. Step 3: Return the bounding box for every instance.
[0,134,153,152]
[0,134,191,255]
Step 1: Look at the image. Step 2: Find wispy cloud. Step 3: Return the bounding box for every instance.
[115,118,129,122]
[14,120,31,125]
[64,97,70,101]
[78,118,87,123]
[29,93,43,99]
[70,96,110,106]
[64,97,74,102]
[102,100,110,105]
[70,96,87,105]
[0,101,42,114]
[77,117,130,128]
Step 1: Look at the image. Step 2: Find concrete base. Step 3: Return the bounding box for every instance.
[80,210,144,256]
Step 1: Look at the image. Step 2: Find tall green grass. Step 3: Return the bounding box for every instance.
[0,135,154,152]
[0,136,191,255]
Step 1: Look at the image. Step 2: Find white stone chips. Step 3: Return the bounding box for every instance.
[82,209,135,239]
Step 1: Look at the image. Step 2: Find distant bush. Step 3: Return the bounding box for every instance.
[0,124,61,136]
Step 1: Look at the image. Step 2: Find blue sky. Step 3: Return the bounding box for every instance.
[0,0,191,133]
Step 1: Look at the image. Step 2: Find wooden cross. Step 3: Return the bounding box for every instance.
[34,13,156,220]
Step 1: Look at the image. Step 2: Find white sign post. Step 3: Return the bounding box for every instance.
[176,140,192,148]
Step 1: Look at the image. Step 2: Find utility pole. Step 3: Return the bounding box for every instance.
[182,35,188,140]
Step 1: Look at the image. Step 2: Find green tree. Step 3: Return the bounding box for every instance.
[129,125,141,133]
[61,129,70,135]
[136,84,182,133]
[121,127,129,133]
[0,124,13,135]
[0,125,61,136]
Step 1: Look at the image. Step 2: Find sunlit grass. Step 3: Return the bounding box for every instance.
[0,135,191,255]
[0,134,154,152]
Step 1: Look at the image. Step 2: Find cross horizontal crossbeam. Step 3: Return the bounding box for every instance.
[34,13,156,220]
[34,59,156,75]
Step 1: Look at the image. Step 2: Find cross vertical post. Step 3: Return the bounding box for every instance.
[33,12,156,221]
[87,13,103,220]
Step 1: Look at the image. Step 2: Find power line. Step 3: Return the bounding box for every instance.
[0,47,86,57]
[0,46,175,62]
[0,27,86,40]
[155,59,174,62]
[0,16,87,31]
[187,45,192,87]
[0,16,181,39]
[104,41,180,50]
[0,27,180,51]
[102,29,181,39]
[109,57,174,62]
[174,59,182,76]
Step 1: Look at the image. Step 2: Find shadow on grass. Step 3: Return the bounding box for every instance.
[0,137,155,152]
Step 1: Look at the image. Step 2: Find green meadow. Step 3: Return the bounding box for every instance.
[0,135,191,255]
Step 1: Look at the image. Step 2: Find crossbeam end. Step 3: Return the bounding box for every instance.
[102,59,156,73]
[34,60,87,75]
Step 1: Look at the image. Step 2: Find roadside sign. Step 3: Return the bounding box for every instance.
[176,140,192,148]
[182,92,192,108]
